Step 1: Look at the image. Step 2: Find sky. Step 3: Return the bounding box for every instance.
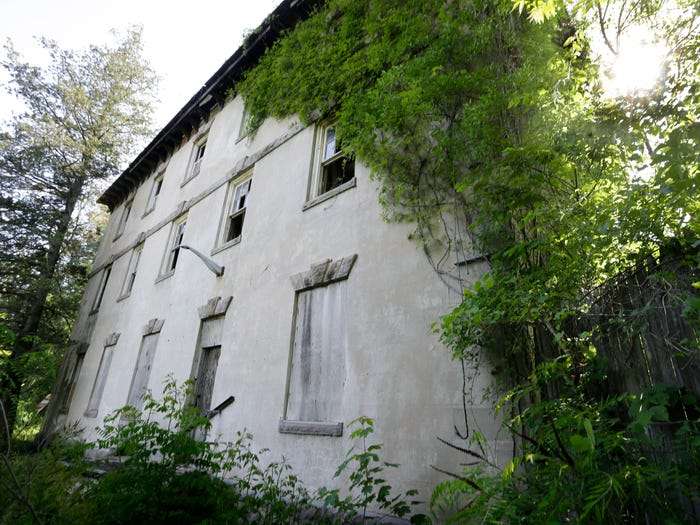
[0,0,282,130]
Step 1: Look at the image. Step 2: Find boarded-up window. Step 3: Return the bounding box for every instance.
[84,340,117,418]
[125,333,159,410]
[286,281,347,423]
[194,345,221,415]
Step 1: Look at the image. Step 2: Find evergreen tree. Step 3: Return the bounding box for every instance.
[0,28,157,446]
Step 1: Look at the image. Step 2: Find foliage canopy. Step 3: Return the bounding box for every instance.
[239,0,700,521]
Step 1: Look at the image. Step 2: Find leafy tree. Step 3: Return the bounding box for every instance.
[0,28,157,446]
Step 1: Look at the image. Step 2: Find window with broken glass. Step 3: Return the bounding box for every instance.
[114,200,132,239]
[224,177,251,245]
[187,138,207,181]
[119,244,143,298]
[314,124,354,197]
[145,172,164,213]
[160,217,187,278]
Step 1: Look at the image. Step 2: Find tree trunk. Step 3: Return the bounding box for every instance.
[0,176,84,448]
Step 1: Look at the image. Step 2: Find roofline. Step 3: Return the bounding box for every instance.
[98,0,322,210]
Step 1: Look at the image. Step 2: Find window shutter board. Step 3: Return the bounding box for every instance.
[126,333,160,411]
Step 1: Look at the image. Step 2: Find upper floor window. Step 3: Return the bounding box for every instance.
[160,215,187,278]
[308,123,355,204]
[145,172,164,214]
[237,104,251,142]
[90,265,112,313]
[216,172,252,249]
[119,244,143,299]
[114,200,132,239]
[185,137,207,184]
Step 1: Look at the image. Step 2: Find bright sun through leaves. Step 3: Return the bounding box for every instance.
[595,23,669,98]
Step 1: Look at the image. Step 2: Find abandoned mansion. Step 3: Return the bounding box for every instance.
[43,0,510,497]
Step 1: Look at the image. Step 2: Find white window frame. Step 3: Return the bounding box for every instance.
[114,200,133,239]
[90,265,112,314]
[118,244,143,299]
[158,215,187,280]
[214,170,252,252]
[183,136,207,185]
[306,122,356,206]
[144,172,164,215]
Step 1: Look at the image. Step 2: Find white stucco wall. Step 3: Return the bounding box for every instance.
[57,94,511,503]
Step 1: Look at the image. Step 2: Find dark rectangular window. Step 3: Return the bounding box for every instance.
[224,179,251,243]
[91,265,111,312]
[319,126,354,195]
[169,221,186,271]
[190,140,207,178]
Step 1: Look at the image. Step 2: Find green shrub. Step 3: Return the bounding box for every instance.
[2,378,424,524]
[0,435,92,525]
[83,464,245,524]
[429,361,700,524]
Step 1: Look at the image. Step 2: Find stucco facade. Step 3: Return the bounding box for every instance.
[46,0,510,503]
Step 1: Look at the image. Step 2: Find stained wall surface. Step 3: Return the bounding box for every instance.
[55,93,510,500]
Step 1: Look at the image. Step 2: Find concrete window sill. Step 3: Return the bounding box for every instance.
[84,409,98,419]
[302,178,356,212]
[278,419,343,437]
[116,292,131,303]
[210,236,241,256]
[142,207,155,219]
[155,270,175,284]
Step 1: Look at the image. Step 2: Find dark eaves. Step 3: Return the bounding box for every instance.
[98,0,323,210]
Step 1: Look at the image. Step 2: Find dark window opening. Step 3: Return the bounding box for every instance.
[60,353,84,414]
[223,179,250,244]
[196,142,206,160]
[93,266,111,312]
[226,210,245,242]
[319,126,354,195]
[321,156,355,194]
[191,141,206,178]
[169,222,186,271]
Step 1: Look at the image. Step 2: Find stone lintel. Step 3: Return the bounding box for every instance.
[290,254,358,292]
[278,419,343,437]
[143,318,165,336]
[104,332,120,348]
[198,296,233,320]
